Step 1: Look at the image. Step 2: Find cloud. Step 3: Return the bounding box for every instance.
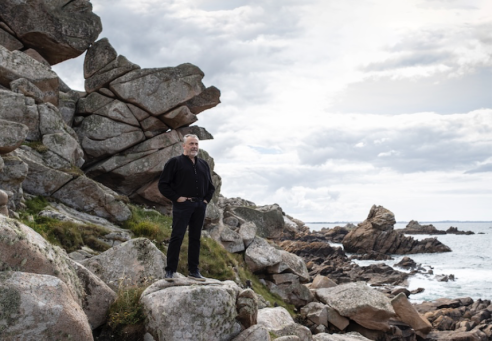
[330,67,491,114]
[50,0,491,221]
[296,110,491,172]
[465,162,492,174]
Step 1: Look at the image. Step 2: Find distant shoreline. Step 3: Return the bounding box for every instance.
[305,221,493,224]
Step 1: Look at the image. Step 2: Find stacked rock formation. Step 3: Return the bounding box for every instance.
[1,2,492,341]
[342,205,452,255]
[0,0,222,221]
[74,37,222,216]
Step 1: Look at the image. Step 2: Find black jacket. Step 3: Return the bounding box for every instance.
[158,154,215,203]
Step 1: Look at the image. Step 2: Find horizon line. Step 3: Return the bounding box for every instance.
[305,220,492,224]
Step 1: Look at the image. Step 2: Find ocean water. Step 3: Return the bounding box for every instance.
[307,222,492,303]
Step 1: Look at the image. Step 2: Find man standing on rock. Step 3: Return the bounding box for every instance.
[158,134,215,281]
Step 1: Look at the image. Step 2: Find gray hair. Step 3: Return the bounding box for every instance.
[183,134,199,143]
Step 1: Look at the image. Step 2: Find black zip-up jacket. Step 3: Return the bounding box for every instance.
[158,154,215,203]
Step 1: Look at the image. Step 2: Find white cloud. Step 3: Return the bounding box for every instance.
[51,0,492,222]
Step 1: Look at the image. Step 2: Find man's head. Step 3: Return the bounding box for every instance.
[183,134,200,159]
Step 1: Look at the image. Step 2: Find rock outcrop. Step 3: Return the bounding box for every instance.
[398,220,446,234]
[397,220,475,235]
[316,282,396,332]
[0,271,94,341]
[0,215,116,335]
[0,0,102,65]
[141,279,243,341]
[79,238,166,291]
[0,2,493,341]
[342,205,452,255]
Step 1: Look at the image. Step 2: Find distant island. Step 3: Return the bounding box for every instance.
[306,221,492,224]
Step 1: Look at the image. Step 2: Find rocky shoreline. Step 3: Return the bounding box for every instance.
[0,1,492,340]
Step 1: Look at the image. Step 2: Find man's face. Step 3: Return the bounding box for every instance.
[183,136,199,157]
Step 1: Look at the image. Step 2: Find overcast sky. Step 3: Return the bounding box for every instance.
[53,0,492,223]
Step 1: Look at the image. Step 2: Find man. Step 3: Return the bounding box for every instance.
[158,134,215,281]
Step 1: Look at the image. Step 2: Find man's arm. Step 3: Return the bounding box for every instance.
[158,158,181,203]
[203,160,216,203]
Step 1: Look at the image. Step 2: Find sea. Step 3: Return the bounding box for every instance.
[306,222,493,303]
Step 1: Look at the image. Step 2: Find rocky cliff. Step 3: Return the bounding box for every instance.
[0,2,492,341]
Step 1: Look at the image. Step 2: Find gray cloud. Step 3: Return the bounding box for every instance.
[51,0,491,221]
[87,1,305,107]
[362,51,454,71]
[330,67,491,114]
[296,112,491,173]
[464,163,492,174]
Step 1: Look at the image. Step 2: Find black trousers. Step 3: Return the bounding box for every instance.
[166,200,207,273]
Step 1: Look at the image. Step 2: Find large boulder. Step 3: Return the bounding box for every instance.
[83,38,118,79]
[0,119,28,154]
[220,225,246,253]
[71,260,117,329]
[258,307,313,341]
[313,332,371,341]
[257,306,295,330]
[109,63,205,116]
[316,282,396,332]
[0,153,28,210]
[157,105,198,129]
[232,324,271,341]
[0,26,23,51]
[230,204,285,239]
[0,215,84,304]
[14,146,73,196]
[266,274,314,308]
[86,54,140,93]
[0,46,60,105]
[80,238,166,291]
[245,236,282,273]
[51,175,131,223]
[0,0,102,65]
[0,271,93,341]
[184,85,221,115]
[90,136,183,196]
[0,90,40,141]
[140,279,242,341]
[342,205,451,255]
[76,114,145,160]
[0,189,8,216]
[267,249,310,282]
[58,90,81,126]
[391,293,432,337]
[301,302,329,327]
[236,288,259,329]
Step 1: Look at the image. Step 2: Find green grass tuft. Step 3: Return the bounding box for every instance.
[19,196,111,253]
[122,205,172,252]
[23,141,48,153]
[177,237,238,280]
[107,283,147,331]
[23,195,50,214]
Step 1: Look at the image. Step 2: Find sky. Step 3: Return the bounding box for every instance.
[53,0,493,223]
